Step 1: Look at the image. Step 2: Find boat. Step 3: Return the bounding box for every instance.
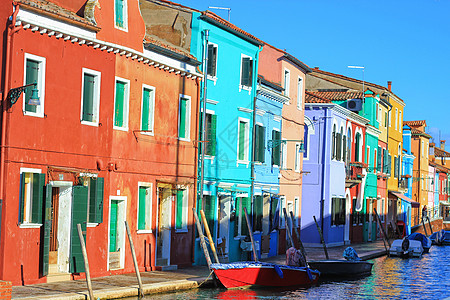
[407,232,432,253]
[210,261,320,289]
[429,230,450,245]
[307,260,373,277]
[389,238,423,258]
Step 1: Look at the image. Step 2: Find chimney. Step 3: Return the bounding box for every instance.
[387,81,392,91]
[429,143,435,162]
[440,140,446,150]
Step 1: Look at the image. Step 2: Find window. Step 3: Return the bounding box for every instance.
[331,198,345,226]
[384,112,388,127]
[394,156,398,178]
[81,68,101,125]
[252,195,263,232]
[199,194,215,235]
[114,78,130,130]
[207,43,218,77]
[377,146,382,172]
[137,184,152,232]
[240,55,253,89]
[271,129,281,166]
[375,103,379,122]
[382,149,388,174]
[178,95,191,140]
[378,106,382,124]
[281,140,287,169]
[342,133,347,163]
[254,124,265,163]
[295,143,301,172]
[426,141,429,159]
[284,69,290,97]
[303,125,309,159]
[297,77,303,110]
[114,0,127,30]
[234,196,251,237]
[331,124,337,160]
[366,146,370,165]
[347,128,352,162]
[85,177,104,224]
[335,129,342,161]
[294,197,300,227]
[279,196,286,228]
[205,113,217,156]
[374,149,377,173]
[395,108,398,130]
[19,169,45,225]
[421,140,424,157]
[355,133,361,162]
[238,119,250,162]
[141,85,155,134]
[389,111,391,127]
[399,111,402,130]
[176,188,189,232]
[23,54,45,117]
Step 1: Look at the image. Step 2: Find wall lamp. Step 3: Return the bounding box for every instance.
[6,82,40,107]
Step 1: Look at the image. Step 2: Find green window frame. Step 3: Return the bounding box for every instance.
[252,195,263,232]
[141,86,155,133]
[24,54,45,116]
[81,68,101,124]
[254,124,265,163]
[271,130,281,166]
[19,171,45,225]
[137,184,152,231]
[114,78,129,129]
[175,189,188,231]
[207,44,217,77]
[178,96,190,140]
[205,113,217,156]
[238,120,248,161]
[87,177,104,224]
[115,0,126,29]
[234,196,251,237]
[198,195,215,235]
[240,56,253,88]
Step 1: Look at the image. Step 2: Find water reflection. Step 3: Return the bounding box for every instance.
[147,246,450,300]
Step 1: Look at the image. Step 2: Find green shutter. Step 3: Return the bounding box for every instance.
[31,173,45,224]
[25,59,38,113]
[142,88,150,130]
[210,114,217,156]
[114,81,125,127]
[272,131,281,166]
[248,59,253,87]
[260,126,266,163]
[255,125,266,163]
[82,74,95,122]
[205,114,212,155]
[138,187,147,230]
[238,121,246,160]
[19,173,25,223]
[179,98,187,138]
[115,0,124,27]
[207,45,217,77]
[204,195,215,234]
[241,197,251,236]
[110,201,118,252]
[377,146,382,171]
[41,185,52,277]
[89,178,104,224]
[176,190,183,230]
[254,125,261,163]
[70,185,88,273]
[241,58,250,86]
[253,195,263,232]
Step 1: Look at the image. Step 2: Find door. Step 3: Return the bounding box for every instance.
[49,187,59,266]
[344,191,351,243]
[368,199,373,241]
[156,188,172,266]
[218,194,231,259]
[109,201,118,252]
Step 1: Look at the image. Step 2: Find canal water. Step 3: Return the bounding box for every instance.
[144,246,450,299]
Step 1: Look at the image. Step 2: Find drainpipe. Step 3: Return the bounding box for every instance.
[198,29,209,216]
[1,3,21,277]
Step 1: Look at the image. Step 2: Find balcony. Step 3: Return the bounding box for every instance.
[345,162,367,188]
[398,177,408,191]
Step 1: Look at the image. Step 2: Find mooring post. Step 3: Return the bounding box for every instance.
[200,210,220,263]
[289,211,307,259]
[243,207,258,262]
[125,221,144,298]
[313,215,329,260]
[192,208,212,268]
[77,223,94,300]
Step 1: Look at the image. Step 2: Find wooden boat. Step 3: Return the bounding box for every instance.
[429,230,450,245]
[389,238,423,258]
[210,261,320,289]
[307,260,373,277]
[407,232,432,253]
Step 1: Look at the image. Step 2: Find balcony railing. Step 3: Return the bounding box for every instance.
[398,178,408,190]
[345,162,367,181]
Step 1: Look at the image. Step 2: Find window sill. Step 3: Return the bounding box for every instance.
[87,222,99,228]
[137,229,152,234]
[239,85,252,94]
[175,228,188,233]
[114,24,128,32]
[81,121,99,127]
[237,160,250,166]
[178,137,191,142]
[207,75,217,85]
[113,126,129,132]
[23,111,44,118]
[139,130,154,136]
[19,223,42,229]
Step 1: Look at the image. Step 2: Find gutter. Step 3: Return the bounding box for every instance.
[144,43,201,66]
[283,53,312,73]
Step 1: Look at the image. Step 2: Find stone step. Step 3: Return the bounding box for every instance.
[46,273,71,283]
[154,265,177,271]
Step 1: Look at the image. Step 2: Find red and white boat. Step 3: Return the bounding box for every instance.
[211,261,320,289]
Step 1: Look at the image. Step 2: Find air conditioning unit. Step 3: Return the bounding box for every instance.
[346,98,363,112]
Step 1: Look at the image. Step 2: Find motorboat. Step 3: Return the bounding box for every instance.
[210,261,320,289]
[407,233,432,253]
[307,260,373,277]
[389,238,423,258]
[429,230,450,245]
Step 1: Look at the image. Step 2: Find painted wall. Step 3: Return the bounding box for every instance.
[387,97,405,193]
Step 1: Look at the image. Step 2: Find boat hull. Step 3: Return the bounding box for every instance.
[307,260,373,277]
[211,262,320,289]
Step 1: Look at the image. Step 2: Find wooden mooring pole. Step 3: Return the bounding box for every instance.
[313,215,329,260]
[125,221,144,298]
[289,211,307,259]
[283,208,295,249]
[200,210,220,263]
[192,208,212,269]
[243,207,258,262]
[374,208,390,250]
[77,224,94,300]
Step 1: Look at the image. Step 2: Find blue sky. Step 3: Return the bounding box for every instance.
[175,0,450,149]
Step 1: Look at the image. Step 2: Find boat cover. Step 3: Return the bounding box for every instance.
[407,233,431,249]
[343,247,361,261]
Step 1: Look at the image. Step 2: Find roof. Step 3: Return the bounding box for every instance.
[16,0,99,31]
[306,91,363,101]
[435,147,450,158]
[200,11,263,46]
[146,0,200,13]
[430,161,450,172]
[404,120,427,128]
[258,75,284,92]
[411,128,431,138]
[305,91,331,103]
[144,35,200,65]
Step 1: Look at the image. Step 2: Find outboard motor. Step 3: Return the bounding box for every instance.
[401,237,410,253]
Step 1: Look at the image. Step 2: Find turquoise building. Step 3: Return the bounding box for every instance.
[190,11,263,264]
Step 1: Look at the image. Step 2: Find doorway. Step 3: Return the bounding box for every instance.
[218,194,231,260]
[108,197,126,270]
[344,190,351,243]
[156,187,172,266]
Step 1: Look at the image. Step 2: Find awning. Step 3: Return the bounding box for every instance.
[440,201,450,206]
[389,191,420,208]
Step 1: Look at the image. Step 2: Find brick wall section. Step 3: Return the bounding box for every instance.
[412,218,444,234]
[0,281,12,300]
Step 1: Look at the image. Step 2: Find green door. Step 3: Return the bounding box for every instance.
[41,185,52,277]
[70,185,88,273]
[110,201,118,252]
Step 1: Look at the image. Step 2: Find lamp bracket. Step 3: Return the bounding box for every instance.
[6,83,36,105]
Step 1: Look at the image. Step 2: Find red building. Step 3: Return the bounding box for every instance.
[0,0,201,285]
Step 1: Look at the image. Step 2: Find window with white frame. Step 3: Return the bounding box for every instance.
[175,188,189,232]
[426,141,429,159]
[240,55,253,89]
[378,106,382,124]
[81,68,101,125]
[178,95,191,141]
[279,196,286,228]
[23,53,45,117]
[237,119,250,162]
[113,77,130,130]
[114,0,128,30]
[141,85,155,134]
[281,139,287,169]
[137,183,152,232]
[297,77,303,110]
[421,140,424,157]
[395,108,398,130]
[294,197,300,227]
[19,168,45,225]
[284,69,290,97]
[389,111,391,127]
[399,111,402,131]
[207,43,218,78]
[271,129,281,167]
[295,143,301,172]
[366,146,370,165]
